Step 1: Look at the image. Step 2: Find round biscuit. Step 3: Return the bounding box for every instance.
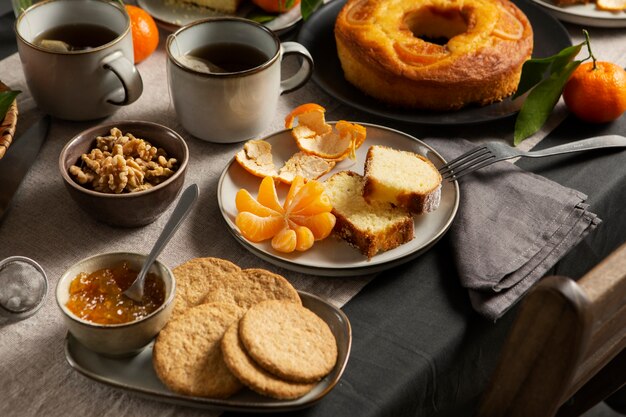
[221,322,316,400]
[171,257,241,318]
[239,300,338,383]
[202,268,301,309]
[153,302,245,398]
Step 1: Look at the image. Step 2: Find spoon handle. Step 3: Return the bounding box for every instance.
[136,184,199,283]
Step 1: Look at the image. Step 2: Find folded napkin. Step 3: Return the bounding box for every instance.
[425,138,601,321]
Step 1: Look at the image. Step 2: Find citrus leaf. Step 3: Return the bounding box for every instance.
[249,13,277,23]
[514,61,581,145]
[0,91,20,121]
[550,43,584,73]
[301,0,323,20]
[514,43,584,99]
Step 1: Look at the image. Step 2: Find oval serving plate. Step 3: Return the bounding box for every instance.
[0,81,18,160]
[65,291,351,412]
[218,123,460,277]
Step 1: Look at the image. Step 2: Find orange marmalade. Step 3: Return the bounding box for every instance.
[66,262,165,325]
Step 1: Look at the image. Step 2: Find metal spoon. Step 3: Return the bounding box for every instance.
[123,184,199,302]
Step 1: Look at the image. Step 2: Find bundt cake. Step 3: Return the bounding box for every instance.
[334,0,534,110]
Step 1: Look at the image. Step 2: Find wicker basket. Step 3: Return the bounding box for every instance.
[0,81,18,160]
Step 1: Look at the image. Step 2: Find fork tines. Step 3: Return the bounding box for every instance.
[438,146,495,181]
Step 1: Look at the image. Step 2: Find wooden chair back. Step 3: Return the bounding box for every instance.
[477,242,626,417]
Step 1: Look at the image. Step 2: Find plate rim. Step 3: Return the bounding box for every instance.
[297,0,573,125]
[529,0,626,27]
[64,290,353,412]
[136,0,304,34]
[217,122,460,277]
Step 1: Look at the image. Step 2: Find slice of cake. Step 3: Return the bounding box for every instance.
[363,145,442,215]
[324,171,414,258]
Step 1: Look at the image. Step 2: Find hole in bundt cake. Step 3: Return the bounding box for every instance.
[404,7,468,46]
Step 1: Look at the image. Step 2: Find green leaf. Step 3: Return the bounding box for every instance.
[513,43,584,99]
[0,91,20,121]
[513,60,580,145]
[549,43,584,74]
[301,0,323,20]
[249,13,277,23]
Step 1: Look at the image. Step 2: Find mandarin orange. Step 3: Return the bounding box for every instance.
[235,176,335,253]
[125,5,159,64]
[563,61,626,124]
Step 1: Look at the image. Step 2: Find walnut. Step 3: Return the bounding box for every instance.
[68,128,178,194]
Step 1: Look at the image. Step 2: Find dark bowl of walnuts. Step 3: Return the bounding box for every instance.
[59,120,189,227]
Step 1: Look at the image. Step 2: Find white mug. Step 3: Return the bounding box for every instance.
[15,0,143,121]
[166,17,313,143]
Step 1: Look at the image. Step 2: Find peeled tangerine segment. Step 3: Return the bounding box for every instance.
[284,176,306,211]
[285,180,326,214]
[257,176,283,213]
[291,192,333,216]
[294,226,315,252]
[235,212,285,243]
[236,188,280,217]
[271,228,297,253]
[290,212,336,240]
[235,175,335,253]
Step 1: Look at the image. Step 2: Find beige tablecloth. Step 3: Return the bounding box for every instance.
[1,13,625,417]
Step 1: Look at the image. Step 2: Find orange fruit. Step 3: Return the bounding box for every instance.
[252,0,301,14]
[125,5,159,64]
[563,61,626,124]
[235,176,336,253]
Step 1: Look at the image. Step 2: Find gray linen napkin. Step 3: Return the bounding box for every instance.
[425,138,601,321]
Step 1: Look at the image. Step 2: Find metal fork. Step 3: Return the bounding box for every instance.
[439,135,626,181]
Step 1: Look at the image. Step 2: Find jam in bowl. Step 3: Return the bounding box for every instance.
[56,252,175,357]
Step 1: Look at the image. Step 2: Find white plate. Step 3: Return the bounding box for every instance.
[137,0,304,34]
[65,291,351,412]
[530,0,626,28]
[217,123,460,277]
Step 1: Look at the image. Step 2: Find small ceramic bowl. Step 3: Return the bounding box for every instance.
[56,252,176,357]
[59,120,189,227]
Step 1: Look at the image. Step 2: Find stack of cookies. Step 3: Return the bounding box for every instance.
[152,257,338,400]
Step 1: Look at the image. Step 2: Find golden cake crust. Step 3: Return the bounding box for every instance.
[334,0,534,110]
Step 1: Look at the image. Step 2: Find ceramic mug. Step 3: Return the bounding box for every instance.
[15,0,143,121]
[166,17,313,143]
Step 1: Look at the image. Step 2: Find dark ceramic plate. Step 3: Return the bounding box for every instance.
[297,0,572,125]
[65,291,351,412]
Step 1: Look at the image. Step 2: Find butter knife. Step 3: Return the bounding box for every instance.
[0,115,51,221]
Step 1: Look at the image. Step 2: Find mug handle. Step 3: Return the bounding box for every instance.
[279,42,314,95]
[102,51,144,106]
